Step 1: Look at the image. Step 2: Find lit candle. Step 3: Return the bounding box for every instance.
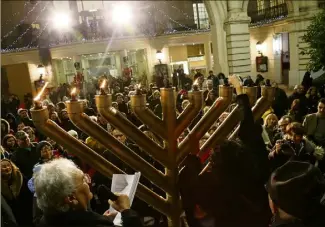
[33,82,49,109]
[192,79,199,91]
[135,83,142,95]
[70,87,78,101]
[100,79,107,95]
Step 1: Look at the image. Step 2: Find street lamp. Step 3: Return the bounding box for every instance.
[156,50,164,64]
[37,65,45,76]
[52,11,71,30]
[256,41,263,56]
[112,3,132,25]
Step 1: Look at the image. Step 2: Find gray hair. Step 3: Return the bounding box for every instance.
[34,158,83,214]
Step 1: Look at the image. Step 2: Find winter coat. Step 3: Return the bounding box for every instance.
[1,160,33,226]
[10,143,40,179]
[39,209,143,227]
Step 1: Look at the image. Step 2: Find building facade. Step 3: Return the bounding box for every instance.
[1,0,324,99]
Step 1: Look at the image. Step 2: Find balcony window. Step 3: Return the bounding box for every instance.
[249,0,288,26]
[193,3,209,29]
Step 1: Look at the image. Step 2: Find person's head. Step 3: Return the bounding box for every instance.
[124,87,129,94]
[2,134,17,150]
[34,158,93,214]
[37,141,53,162]
[264,114,278,128]
[208,90,217,101]
[18,109,29,119]
[206,80,213,90]
[128,85,134,91]
[47,103,56,113]
[266,161,325,220]
[15,131,31,148]
[124,96,129,103]
[50,112,59,121]
[97,114,108,126]
[208,125,218,135]
[219,112,229,123]
[217,73,225,79]
[153,90,160,100]
[114,86,120,92]
[317,98,325,116]
[209,70,213,76]
[56,102,66,112]
[60,110,69,120]
[23,126,35,142]
[294,85,304,94]
[271,82,278,88]
[181,100,190,110]
[112,129,126,144]
[307,86,317,96]
[112,102,118,109]
[1,159,17,180]
[290,99,300,111]
[17,122,25,131]
[287,122,305,144]
[116,93,124,104]
[278,118,290,133]
[1,119,9,135]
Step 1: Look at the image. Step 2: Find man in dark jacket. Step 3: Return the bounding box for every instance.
[266,161,325,227]
[288,85,308,116]
[17,108,34,128]
[272,83,289,119]
[10,131,40,179]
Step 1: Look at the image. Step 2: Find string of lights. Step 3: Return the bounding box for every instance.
[2,1,41,39]
[26,21,49,48]
[162,1,195,20]
[2,2,210,53]
[1,2,30,28]
[150,3,195,32]
[4,2,50,51]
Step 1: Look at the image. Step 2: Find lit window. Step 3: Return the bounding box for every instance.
[257,0,265,14]
[192,3,209,29]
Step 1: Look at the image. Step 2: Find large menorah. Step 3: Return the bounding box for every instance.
[30,85,274,226]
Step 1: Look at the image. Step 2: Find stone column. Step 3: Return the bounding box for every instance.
[224,11,252,76]
[204,40,212,72]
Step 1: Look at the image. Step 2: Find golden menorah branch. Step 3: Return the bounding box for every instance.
[228,86,275,140]
[30,106,170,217]
[130,94,167,139]
[175,90,203,138]
[65,100,173,195]
[176,86,233,164]
[199,86,275,175]
[95,95,170,168]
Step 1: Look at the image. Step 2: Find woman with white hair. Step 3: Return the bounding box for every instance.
[34,158,142,227]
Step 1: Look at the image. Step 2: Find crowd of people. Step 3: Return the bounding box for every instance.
[1,70,325,227]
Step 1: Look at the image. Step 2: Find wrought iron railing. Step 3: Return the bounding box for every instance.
[249,3,288,26]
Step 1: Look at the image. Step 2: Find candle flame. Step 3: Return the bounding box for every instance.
[100,79,106,89]
[193,79,199,86]
[34,82,49,101]
[136,83,141,89]
[71,87,77,96]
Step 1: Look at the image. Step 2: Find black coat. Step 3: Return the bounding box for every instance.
[2,177,34,226]
[11,144,40,179]
[39,209,142,227]
[179,94,272,227]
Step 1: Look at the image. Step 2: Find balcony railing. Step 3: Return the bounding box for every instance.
[1,20,209,53]
[249,3,288,26]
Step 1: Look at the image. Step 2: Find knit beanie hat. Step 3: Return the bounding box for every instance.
[266,161,325,219]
